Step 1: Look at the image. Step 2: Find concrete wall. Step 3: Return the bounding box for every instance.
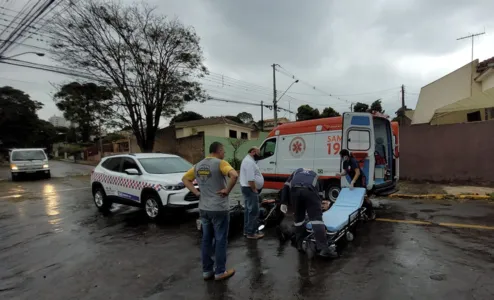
[204,132,269,162]
[400,121,494,183]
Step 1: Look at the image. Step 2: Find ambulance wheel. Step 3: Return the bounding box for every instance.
[325,183,341,203]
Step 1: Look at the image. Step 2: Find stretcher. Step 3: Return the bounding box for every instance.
[303,187,367,254]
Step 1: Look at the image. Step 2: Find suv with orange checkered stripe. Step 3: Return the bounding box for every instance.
[91,153,199,221]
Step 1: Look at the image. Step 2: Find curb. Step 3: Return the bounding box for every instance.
[388,194,493,200]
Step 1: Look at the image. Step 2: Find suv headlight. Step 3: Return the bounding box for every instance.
[10,164,18,170]
[43,164,49,169]
[162,182,185,191]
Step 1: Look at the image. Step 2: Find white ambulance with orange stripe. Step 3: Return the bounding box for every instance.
[90,153,199,221]
[257,112,400,202]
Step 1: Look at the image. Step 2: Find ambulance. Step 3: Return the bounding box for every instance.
[256,112,399,202]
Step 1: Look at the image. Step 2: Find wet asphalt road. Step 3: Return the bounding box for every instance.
[1,165,494,299]
[0,160,94,180]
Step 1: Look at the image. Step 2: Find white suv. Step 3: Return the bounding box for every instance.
[90,153,199,221]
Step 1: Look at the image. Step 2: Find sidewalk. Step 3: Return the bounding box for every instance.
[390,181,494,200]
[55,158,99,166]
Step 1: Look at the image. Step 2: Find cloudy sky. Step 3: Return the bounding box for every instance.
[1,0,494,126]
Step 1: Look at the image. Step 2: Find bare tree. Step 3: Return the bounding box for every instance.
[48,0,207,152]
[228,138,247,170]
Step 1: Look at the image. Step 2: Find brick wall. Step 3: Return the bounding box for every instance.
[400,120,494,184]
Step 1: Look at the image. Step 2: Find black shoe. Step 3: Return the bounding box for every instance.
[276,226,286,242]
[318,247,338,258]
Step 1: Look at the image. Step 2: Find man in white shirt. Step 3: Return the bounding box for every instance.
[240,147,265,239]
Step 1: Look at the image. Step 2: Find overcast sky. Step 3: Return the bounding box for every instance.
[1,0,494,126]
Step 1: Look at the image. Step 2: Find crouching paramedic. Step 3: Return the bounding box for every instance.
[280,168,337,258]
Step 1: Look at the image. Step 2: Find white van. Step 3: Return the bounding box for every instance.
[256,112,400,202]
[10,148,51,181]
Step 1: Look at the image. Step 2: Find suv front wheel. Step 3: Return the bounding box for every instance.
[142,192,164,221]
[93,186,112,213]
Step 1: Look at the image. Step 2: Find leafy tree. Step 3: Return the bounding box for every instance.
[353,102,369,112]
[0,86,44,148]
[296,104,320,121]
[225,115,244,124]
[49,0,207,152]
[320,107,341,118]
[31,120,57,154]
[237,112,253,124]
[54,82,114,142]
[370,99,385,113]
[170,111,204,125]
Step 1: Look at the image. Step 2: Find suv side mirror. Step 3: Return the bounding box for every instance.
[124,168,140,175]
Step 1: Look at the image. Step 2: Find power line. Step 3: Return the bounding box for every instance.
[13,0,70,52]
[0,0,57,55]
[0,58,103,80]
[275,65,355,105]
[0,39,50,51]
[283,87,401,97]
[0,11,54,36]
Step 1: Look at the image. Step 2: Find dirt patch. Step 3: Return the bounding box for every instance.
[398,181,447,195]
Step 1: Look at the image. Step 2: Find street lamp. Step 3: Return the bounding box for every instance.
[0,51,45,60]
[274,79,299,126]
[277,79,299,102]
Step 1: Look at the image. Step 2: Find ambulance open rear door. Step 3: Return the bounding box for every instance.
[340,112,375,190]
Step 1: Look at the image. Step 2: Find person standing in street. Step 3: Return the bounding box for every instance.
[182,142,239,281]
[240,147,265,239]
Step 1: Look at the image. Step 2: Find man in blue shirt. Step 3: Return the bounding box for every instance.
[280,168,337,258]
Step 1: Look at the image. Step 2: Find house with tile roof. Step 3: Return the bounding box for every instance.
[412,57,494,125]
[174,116,259,140]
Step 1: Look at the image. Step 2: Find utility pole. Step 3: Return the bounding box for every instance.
[99,122,104,158]
[260,100,264,131]
[457,31,485,62]
[289,101,291,121]
[272,63,278,126]
[400,84,405,125]
[401,84,405,109]
[350,103,353,112]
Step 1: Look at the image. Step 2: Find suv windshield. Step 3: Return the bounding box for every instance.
[11,150,46,161]
[138,157,192,174]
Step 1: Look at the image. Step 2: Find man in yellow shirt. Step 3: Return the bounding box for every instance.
[182,142,238,281]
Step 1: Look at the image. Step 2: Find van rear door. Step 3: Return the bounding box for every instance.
[341,113,375,190]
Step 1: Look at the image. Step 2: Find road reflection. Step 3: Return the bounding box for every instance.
[43,184,62,230]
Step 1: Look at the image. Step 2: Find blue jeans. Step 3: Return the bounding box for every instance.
[200,210,229,275]
[241,186,259,235]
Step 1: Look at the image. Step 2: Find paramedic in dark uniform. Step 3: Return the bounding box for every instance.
[279,168,337,258]
[338,149,376,220]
